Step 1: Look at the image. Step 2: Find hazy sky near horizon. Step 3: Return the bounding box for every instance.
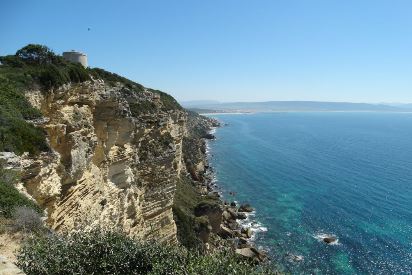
[1,0,412,103]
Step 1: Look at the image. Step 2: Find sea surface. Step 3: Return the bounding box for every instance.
[206,112,412,274]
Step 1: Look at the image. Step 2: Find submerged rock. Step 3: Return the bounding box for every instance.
[285,253,304,263]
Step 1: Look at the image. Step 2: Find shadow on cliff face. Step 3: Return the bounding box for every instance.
[173,111,223,250]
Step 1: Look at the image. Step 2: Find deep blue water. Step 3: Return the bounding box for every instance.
[207,112,412,274]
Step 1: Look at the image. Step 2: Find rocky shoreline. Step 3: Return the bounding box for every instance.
[197,121,268,263]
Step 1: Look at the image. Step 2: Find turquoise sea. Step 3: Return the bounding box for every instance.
[207,112,412,274]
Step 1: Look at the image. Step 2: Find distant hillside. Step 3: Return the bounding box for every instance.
[183,101,412,113]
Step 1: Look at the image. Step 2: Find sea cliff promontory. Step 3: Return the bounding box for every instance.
[0,44,275,274]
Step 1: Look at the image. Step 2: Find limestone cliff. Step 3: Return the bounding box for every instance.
[21,80,187,243]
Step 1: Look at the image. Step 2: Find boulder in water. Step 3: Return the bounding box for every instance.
[323,236,337,244]
[241,227,253,238]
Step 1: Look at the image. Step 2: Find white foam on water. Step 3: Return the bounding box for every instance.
[285,253,304,263]
[205,142,211,154]
[238,211,268,241]
[313,232,340,245]
[209,127,217,135]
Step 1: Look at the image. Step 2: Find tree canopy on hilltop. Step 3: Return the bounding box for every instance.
[15,44,60,65]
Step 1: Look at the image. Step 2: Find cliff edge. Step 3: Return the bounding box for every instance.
[0,44,218,245]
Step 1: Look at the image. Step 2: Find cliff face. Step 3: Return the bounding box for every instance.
[21,80,187,243]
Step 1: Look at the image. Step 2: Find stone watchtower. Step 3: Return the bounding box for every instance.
[62,50,88,68]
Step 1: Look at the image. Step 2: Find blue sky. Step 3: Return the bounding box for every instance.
[1,0,412,103]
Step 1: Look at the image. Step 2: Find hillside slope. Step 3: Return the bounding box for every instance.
[0,44,217,245]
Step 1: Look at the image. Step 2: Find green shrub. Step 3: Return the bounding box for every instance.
[173,205,201,250]
[173,177,204,249]
[89,68,145,92]
[38,63,91,89]
[129,101,157,115]
[0,55,25,67]
[89,68,182,113]
[17,229,183,275]
[0,181,41,218]
[0,75,47,155]
[12,205,44,233]
[0,45,93,156]
[38,64,69,89]
[16,229,276,275]
[67,63,90,83]
[1,44,91,91]
[147,89,183,111]
[185,249,276,275]
[15,44,59,65]
[0,76,42,120]
[0,108,48,155]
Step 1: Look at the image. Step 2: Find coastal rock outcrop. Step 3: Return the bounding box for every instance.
[194,202,223,233]
[238,204,254,213]
[21,80,187,243]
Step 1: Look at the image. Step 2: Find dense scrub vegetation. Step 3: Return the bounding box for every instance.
[0,44,90,155]
[173,177,204,249]
[0,167,41,218]
[0,107,48,155]
[89,67,144,90]
[0,181,41,219]
[0,44,91,90]
[0,165,43,235]
[147,88,183,111]
[173,176,222,250]
[17,229,275,275]
[130,101,158,115]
